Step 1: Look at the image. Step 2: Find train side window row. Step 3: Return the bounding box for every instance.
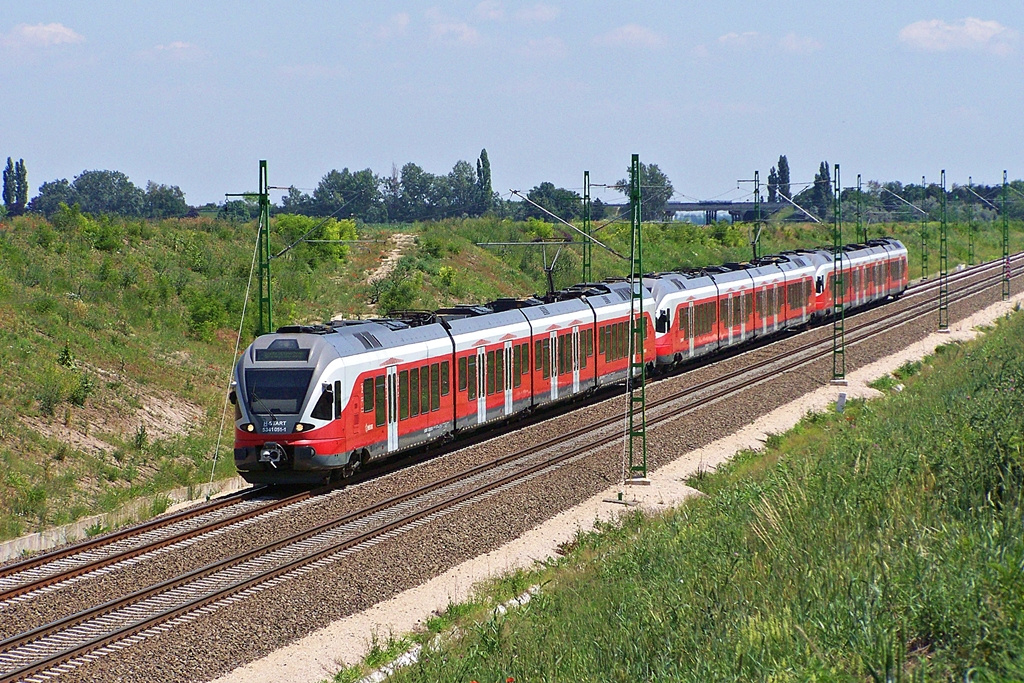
[598,321,647,363]
[362,361,450,427]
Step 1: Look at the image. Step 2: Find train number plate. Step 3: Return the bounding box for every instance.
[262,420,288,433]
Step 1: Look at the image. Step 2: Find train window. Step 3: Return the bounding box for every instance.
[420,366,430,412]
[441,361,450,396]
[410,370,420,417]
[362,378,374,413]
[586,329,594,358]
[467,356,477,400]
[311,385,333,420]
[334,381,342,419]
[598,325,605,354]
[541,339,551,379]
[491,352,499,395]
[374,376,386,427]
[495,351,504,392]
[535,340,543,373]
[556,335,565,375]
[513,344,522,377]
[458,357,468,392]
[399,371,410,420]
[430,363,440,411]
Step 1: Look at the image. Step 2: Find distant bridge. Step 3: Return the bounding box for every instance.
[607,201,793,224]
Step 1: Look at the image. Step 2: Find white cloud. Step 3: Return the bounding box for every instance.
[779,32,822,54]
[474,1,504,21]
[593,24,665,49]
[1,22,84,49]
[717,31,762,49]
[515,4,560,23]
[277,63,347,80]
[898,17,1017,55]
[519,36,566,59]
[375,13,411,40]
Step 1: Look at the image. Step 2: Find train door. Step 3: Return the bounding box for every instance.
[476,347,486,423]
[386,365,398,452]
[503,341,513,416]
[741,290,748,340]
[549,331,558,400]
[571,326,581,394]
[726,293,734,346]
[687,302,694,358]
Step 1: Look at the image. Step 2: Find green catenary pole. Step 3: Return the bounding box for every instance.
[832,164,845,382]
[257,160,272,335]
[753,170,762,260]
[920,175,928,280]
[627,154,648,481]
[857,174,865,243]
[1003,170,1010,300]
[938,170,949,330]
[583,170,592,282]
[967,176,975,266]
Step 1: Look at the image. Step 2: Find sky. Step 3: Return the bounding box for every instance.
[1,1,1021,207]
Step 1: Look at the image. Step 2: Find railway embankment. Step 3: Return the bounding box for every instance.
[293,297,1024,683]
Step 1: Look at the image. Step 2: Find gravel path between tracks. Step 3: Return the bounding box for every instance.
[48,275,1024,683]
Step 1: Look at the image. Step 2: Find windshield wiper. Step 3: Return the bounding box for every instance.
[249,391,278,415]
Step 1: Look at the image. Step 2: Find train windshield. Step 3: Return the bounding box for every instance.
[244,369,314,415]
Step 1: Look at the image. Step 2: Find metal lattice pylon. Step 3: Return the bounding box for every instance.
[626,154,648,481]
[1003,170,1011,301]
[832,164,846,382]
[938,170,949,330]
[582,171,592,283]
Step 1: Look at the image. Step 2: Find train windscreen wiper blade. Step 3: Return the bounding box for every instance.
[249,391,277,415]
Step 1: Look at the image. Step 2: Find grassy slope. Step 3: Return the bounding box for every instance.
[0,212,1020,541]
[375,310,1024,683]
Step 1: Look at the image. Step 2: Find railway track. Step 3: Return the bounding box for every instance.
[0,254,1018,683]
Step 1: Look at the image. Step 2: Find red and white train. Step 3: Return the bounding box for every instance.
[232,238,908,485]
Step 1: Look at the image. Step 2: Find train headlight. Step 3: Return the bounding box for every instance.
[245,423,255,432]
[294,423,304,432]
[294,422,315,433]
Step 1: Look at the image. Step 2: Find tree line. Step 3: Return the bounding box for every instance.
[765,154,1023,222]
[6,148,1021,224]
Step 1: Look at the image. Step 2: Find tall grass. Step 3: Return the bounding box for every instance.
[387,311,1024,682]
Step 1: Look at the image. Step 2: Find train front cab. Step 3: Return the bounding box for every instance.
[233,332,366,485]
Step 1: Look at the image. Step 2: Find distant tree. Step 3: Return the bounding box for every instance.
[14,159,28,215]
[2,158,14,215]
[591,197,607,220]
[280,186,314,215]
[615,162,674,221]
[476,148,493,214]
[382,164,402,221]
[144,181,188,218]
[815,161,832,217]
[526,182,582,222]
[398,163,437,221]
[72,170,145,216]
[777,155,791,201]
[767,166,779,203]
[447,160,478,217]
[311,168,384,222]
[29,178,77,217]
